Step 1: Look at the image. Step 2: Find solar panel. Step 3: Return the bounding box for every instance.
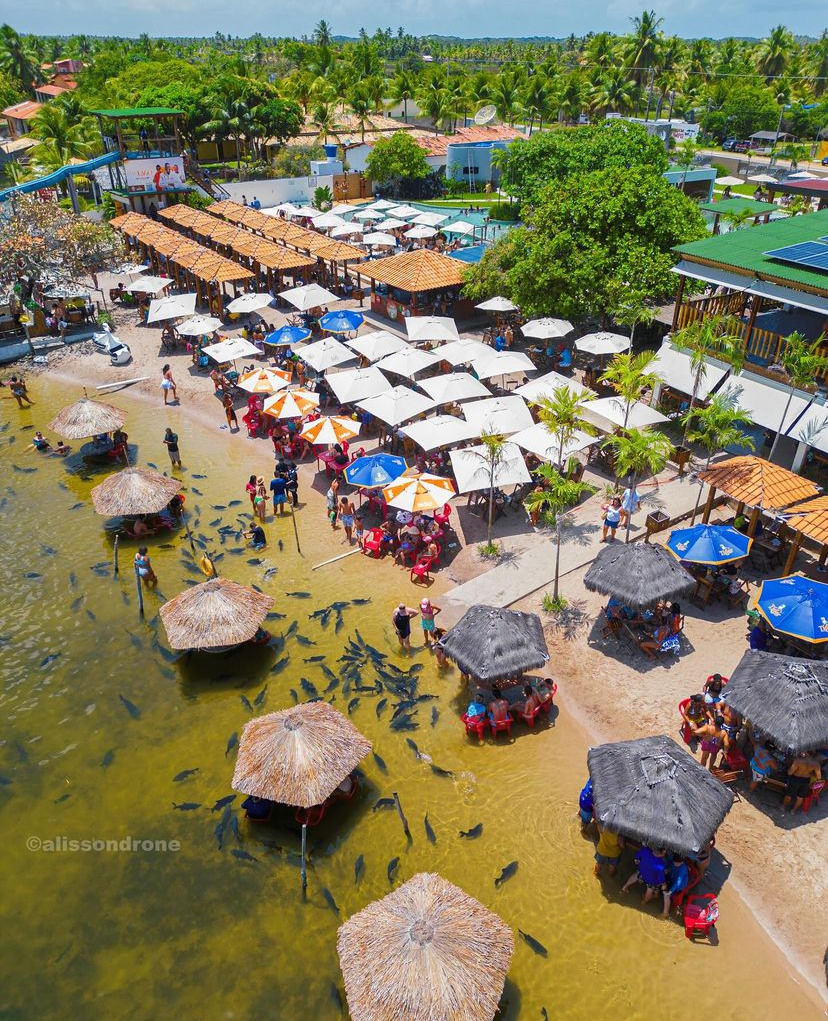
[798,250,828,271]
[764,242,828,263]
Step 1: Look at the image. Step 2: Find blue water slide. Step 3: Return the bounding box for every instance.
[0,150,121,202]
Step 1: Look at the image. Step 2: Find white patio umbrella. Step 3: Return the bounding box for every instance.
[521,318,573,340]
[450,442,531,494]
[176,315,222,337]
[411,211,448,227]
[279,283,340,310]
[329,203,355,215]
[419,372,491,404]
[327,367,392,404]
[462,395,534,435]
[330,224,363,238]
[125,275,173,295]
[575,332,630,356]
[431,338,491,365]
[443,220,476,236]
[346,331,408,362]
[226,292,273,314]
[111,263,149,277]
[404,225,438,239]
[147,292,197,322]
[716,175,745,186]
[270,202,300,216]
[290,205,318,217]
[354,209,384,221]
[202,337,262,364]
[511,422,595,466]
[405,316,460,343]
[388,204,420,218]
[357,385,437,426]
[472,351,536,380]
[401,415,481,451]
[376,218,408,230]
[297,337,357,372]
[787,171,816,180]
[375,347,440,379]
[516,370,595,404]
[748,173,777,184]
[368,199,399,210]
[476,296,517,312]
[312,212,348,230]
[362,232,398,247]
[580,395,668,432]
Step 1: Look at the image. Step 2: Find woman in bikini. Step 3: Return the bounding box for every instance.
[692,715,729,771]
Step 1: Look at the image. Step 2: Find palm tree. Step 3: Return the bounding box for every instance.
[756,25,795,81]
[589,69,636,117]
[202,99,251,169]
[524,464,589,601]
[682,394,755,523]
[388,70,415,121]
[522,74,554,134]
[417,81,452,134]
[468,431,508,549]
[612,296,655,350]
[490,72,522,126]
[603,428,673,542]
[29,104,97,173]
[600,350,663,433]
[347,84,374,142]
[311,100,340,145]
[808,31,828,97]
[0,24,39,95]
[623,10,664,84]
[768,331,828,461]
[313,21,333,47]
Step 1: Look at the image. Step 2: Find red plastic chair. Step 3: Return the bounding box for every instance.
[295,801,329,826]
[434,503,452,528]
[350,447,366,462]
[670,862,700,911]
[462,712,486,741]
[683,894,719,940]
[678,698,693,746]
[802,780,826,813]
[514,703,542,728]
[396,543,418,567]
[489,715,512,740]
[367,493,388,519]
[410,554,437,584]
[724,745,749,772]
[362,528,384,559]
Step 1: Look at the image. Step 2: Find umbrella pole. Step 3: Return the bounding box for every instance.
[289,499,302,556]
[300,822,308,893]
[392,791,411,840]
[113,534,119,576]
[183,511,196,552]
[134,564,144,617]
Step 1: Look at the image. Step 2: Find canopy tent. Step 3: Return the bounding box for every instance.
[515,370,595,404]
[326,367,392,404]
[400,415,481,451]
[387,204,420,218]
[202,337,261,363]
[362,232,398,247]
[405,316,460,343]
[411,211,448,227]
[418,373,491,404]
[91,466,181,516]
[724,650,828,754]
[666,524,752,565]
[367,199,398,211]
[511,423,594,466]
[461,396,534,436]
[236,367,292,393]
[331,224,364,239]
[297,337,358,372]
[147,292,197,323]
[312,212,348,230]
[337,872,513,1021]
[376,218,408,231]
[232,701,371,809]
[696,455,819,511]
[521,318,573,340]
[588,735,734,858]
[278,283,340,310]
[48,397,125,440]
[354,208,385,221]
[651,341,730,400]
[431,338,492,366]
[357,386,437,427]
[450,442,531,494]
[382,472,456,513]
[439,605,549,683]
[375,347,440,380]
[124,275,172,294]
[584,542,695,609]
[226,292,273,314]
[300,416,361,446]
[574,332,630,356]
[176,315,222,337]
[346,331,408,362]
[475,296,518,312]
[580,396,668,433]
[159,578,274,651]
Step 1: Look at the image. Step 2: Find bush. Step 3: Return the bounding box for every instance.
[488,201,520,221]
[313,185,332,210]
[477,540,501,559]
[541,593,568,613]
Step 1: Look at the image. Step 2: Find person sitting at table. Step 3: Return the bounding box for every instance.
[668,602,683,634]
[749,740,779,792]
[681,694,707,744]
[241,794,273,821]
[487,686,511,728]
[465,691,487,723]
[749,619,768,651]
[332,443,349,467]
[514,683,542,722]
[122,516,156,538]
[782,752,822,812]
[638,622,673,659]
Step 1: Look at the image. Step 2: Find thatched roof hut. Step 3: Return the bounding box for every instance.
[91,466,181,516]
[724,650,828,754]
[232,701,372,808]
[583,542,694,610]
[337,872,514,1021]
[587,735,733,857]
[438,605,549,683]
[159,578,273,650]
[48,397,125,439]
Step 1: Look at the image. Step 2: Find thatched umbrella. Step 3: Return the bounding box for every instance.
[439,605,549,683]
[48,397,125,440]
[587,735,734,857]
[337,872,514,1021]
[159,578,273,650]
[91,466,181,516]
[724,650,828,754]
[583,542,694,610]
[232,701,372,808]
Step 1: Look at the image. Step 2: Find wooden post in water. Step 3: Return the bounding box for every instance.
[183,511,195,552]
[289,500,302,556]
[134,564,144,617]
[392,791,411,839]
[113,534,119,576]
[300,822,308,893]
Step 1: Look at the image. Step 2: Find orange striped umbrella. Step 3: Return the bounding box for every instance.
[300,416,361,445]
[237,367,292,394]
[262,388,320,419]
[382,472,456,513]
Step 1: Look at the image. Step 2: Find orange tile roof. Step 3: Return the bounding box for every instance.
[414,124,526,157]
[35,84,68,98]
[2,100,43,120]
[784,497,828,544]
[697,455,819,510]
[357,248,467,292]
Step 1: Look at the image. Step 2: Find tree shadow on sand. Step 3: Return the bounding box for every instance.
[544,598,591,641]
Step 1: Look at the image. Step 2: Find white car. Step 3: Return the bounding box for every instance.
[92,327,131,366]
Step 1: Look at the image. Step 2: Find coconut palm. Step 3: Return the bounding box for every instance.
[623,10,664,83]
[313,20,332,47]
[417,80,452,134]
[524,465,589,600]
[681,394,755,523]
[490,72,522,126]
[808,31,828,96]
[600,350,663,432]
[388,70,415,121]
[672,315,745,445]
[522,74,555,133]
[768,331,828,461]
[603,428,673,542]
[755,25,796,81]
[589,69,637,116]
[346,84,375,142]
[0,24,39,95]
[30,104,98,172]
[468,431,508,549]
[311,99,340,145]
[202,99,251,169]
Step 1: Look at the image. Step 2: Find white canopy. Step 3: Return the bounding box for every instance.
[450,442,531,494]
[748,174,776,184]
[354,209,384,221]
[419,372,492,404]
[111,263,148,277]
[476,296,518,312]
[297,337,356,372]
[362,232,398,247]
[375,346,440,379]
[176,315,222,337]
[125,275,173,295]
[278,283,340,310]
[511,422,595,465]
[312,212,348,229]
[718,372,813,434]
[327,367,392,404]
[404,225,438,239]
[356,385,437,426]
[376,218,408,230]
[202,337,261,363]
[472,350,536,380]
[290,205,318,217]
[400,415,481,451]
[461,395,534,435]
[652,341,730,400]
[580,396,668,432]
[431,338,491,365]
[330,223,363,238]
[268,202,300,216]
[443,220,476,236]
[411,211,448,226]
[516,370,595,404]
[784,402,828,454]
[575,332,630,356]
[329,203,356,215]
[387,204,420,218]
[226,292,273,314]
[716,176,744,186]
[368,199,398,210]
[521,318,573,340]
[146,292,197,322]
[346,330,408,362]
[405,316,460,343]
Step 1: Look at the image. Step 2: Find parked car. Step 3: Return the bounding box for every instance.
[92,327,131,366]
[822,156,828,166]
[721,137,739,151]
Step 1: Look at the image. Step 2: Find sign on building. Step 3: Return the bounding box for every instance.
[123,156,186,193]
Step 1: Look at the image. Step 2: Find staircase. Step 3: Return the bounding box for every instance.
[185,156,230,200]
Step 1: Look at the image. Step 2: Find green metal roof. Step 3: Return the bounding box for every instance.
[698,198,778,216]
[90,107,183,119]
[674,209,828,294]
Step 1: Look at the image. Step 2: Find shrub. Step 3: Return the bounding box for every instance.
[488,201,520,221]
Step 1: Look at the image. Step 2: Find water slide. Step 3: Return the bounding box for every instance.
[0,149,121,203]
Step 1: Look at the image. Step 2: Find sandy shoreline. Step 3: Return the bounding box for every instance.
[20,300,828,1008]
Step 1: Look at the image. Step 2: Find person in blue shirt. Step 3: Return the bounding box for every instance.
[465,692,486,720]
[269,471,287,515]
[749,621,768,651]
[251,196,261,210]
[578,778,594,832]
[622,846,667,904]
[662,857,690,916]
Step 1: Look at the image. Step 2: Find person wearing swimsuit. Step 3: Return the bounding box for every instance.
[392,603,418,651]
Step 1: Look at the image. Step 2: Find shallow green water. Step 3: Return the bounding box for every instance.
[0,380,819,1021]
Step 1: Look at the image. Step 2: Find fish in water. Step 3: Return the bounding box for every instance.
[212,795,236,812]
[119,695,141,719]
[459,823,483,839]
[192,473,207,479]
[68,571,77,588]
[405,738,421,759]
[240,695,253,712]
[494,861,518,887]
[25,572,42,580]
[431,706,440,727]
[289,688,299,703]
[375,698,388,718]
[323,677,339,694]
[347,697,359,715]
[322,888,340,915]
[246,558,263,566]
[373,798,395,811]
[231,849,257,862]
[172,802,201,811]
[70,597,84,613]
[0,776,12,786]
[354,854,365,884]
[230,815,240,843]
[86,609,97,622]
[424,813,437,844]
[54,793,71,804]
[390,714,418,732]
[300,679,318,699]
[295,634,315,647]
[541,1009,550,1021]
[11,464,37,473]
[518,930,548,957]
[329,984,344,1015]
[430,765,454,779]
[270,657,290,675]
[101,750,115,768]
[173,769,199,782]
[351,598,371,606]
[40,653,61,668]
[228,500,242,507]
[225,732,238,756]
[372,752,387,773]
[40,545,57,556]
[69,502,84,511]
[387,857,400,885]
[253,685,267,707]
[284,621,298,638]
[191,487,203,496]
[286,591,312,598]
[214,806,232,849]
[304,655,325,663]
[212,504,227,511]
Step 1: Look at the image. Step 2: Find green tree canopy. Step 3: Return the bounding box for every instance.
[702,81,780,140]
[365,130,430,192]
[465,165,705,320]
[256,98,303,146]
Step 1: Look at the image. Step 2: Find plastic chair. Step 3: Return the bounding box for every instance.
[410,554,437,584]
[802,780,826,813]
[683,894,719,940]
[462,712,486,741]
[295,801,329,827]
[515,703,542,728]
[367,493,388,519]
[678,698,694,746]
[670,862,700,911]
[489,715,512,740]
[724,745,749,772]
[558,348,573,370]
[434,503,452,528]
[362,528,384,559]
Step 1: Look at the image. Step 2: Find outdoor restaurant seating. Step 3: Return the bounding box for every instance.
[410,553,438,584]
[683,894,720,941]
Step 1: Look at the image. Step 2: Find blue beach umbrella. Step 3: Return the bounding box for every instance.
[666,524,752,566]
[264,325,311,346]
[756,575,828,643]
[320,309,364,334]
[344,453,408,489]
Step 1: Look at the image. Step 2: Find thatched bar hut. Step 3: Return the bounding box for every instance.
[48,397,125,439]
[584,542,694,610]
[91,466,181,516]
[159,578,273,651]
[438,605,549,684]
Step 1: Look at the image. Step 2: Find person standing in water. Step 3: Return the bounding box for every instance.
[4,376,33,408]
[223,392,238,431]
[338,495,356,544]
[419,598,441,646]
[392,603,418,651]
[160,364,178,405]
[162,427,181,468]
[134,546,157,587]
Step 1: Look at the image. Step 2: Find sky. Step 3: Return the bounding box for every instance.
[1,0,825,42]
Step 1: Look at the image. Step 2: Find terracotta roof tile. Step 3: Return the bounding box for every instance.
[697,455,819,510]
[357,248,467,292]
[414,125,526,157]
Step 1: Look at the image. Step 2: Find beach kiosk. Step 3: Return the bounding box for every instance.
[356,249,470,321]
